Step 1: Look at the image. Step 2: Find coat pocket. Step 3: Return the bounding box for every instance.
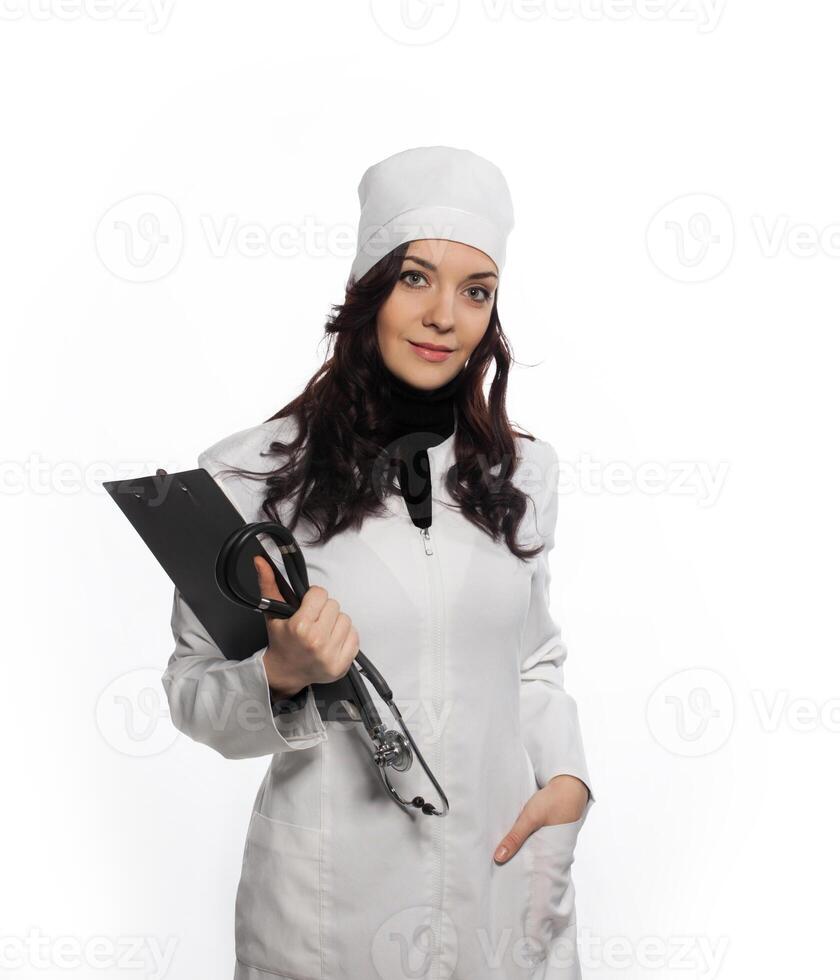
[522,803,590,974]
[235,809,323,979]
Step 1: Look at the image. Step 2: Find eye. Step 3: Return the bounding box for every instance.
[400,270,428,288]
[466,285,492,304]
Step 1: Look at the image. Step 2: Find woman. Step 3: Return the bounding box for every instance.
[162,146,595,980]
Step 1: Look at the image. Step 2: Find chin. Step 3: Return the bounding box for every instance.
[402,370,441,389]
[407,361,456,379]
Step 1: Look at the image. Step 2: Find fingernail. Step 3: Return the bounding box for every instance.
[494,845,508,862]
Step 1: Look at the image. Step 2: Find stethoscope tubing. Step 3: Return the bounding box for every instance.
[214,520,449,817]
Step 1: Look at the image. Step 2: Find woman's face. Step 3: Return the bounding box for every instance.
[376,238,498,390]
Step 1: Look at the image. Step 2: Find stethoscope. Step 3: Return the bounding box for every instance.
[215,520,450,818]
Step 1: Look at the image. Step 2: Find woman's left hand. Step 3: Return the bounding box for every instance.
[493,774,589,864]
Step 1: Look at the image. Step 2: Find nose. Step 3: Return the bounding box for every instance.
[422,287,457,333]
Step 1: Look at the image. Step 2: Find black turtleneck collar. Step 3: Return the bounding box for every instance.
[383,365,463,442]
[380,364,464,528]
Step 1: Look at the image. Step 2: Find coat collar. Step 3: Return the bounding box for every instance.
[426,408,458,494]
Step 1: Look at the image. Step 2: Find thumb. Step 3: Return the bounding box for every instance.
[494,806,539,865]
[253,555,285,602]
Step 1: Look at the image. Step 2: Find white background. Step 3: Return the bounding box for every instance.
[3,1,838,978]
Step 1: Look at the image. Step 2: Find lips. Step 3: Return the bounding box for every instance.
[407,340,456,363]
[409,341,454,352]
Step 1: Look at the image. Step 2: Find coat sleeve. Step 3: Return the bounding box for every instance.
[161,587,328,760]
[519,441,594,802]
[160,435,328,760]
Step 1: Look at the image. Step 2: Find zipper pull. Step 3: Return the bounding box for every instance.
[421,526,433,556]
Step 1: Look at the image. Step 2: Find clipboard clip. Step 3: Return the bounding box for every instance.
[149,468,191,501]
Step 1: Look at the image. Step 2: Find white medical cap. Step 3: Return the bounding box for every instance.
[347,145,515,290]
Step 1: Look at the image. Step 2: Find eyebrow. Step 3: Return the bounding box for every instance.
[403,253,498,281]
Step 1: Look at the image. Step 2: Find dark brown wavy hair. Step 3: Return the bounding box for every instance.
[225,241,544,561]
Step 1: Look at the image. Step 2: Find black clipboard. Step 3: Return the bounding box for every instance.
[103,467,358,719]
[104,467,272,661]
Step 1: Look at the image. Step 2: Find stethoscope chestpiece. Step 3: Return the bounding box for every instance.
[372,727,413,772]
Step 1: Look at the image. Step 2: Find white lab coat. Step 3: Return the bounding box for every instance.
[162,415,595,980]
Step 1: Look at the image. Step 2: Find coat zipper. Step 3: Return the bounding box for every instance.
[421,526,433,555]
[419,521,445,976]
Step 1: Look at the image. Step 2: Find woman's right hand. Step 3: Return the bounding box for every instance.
[253,555,360,697]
